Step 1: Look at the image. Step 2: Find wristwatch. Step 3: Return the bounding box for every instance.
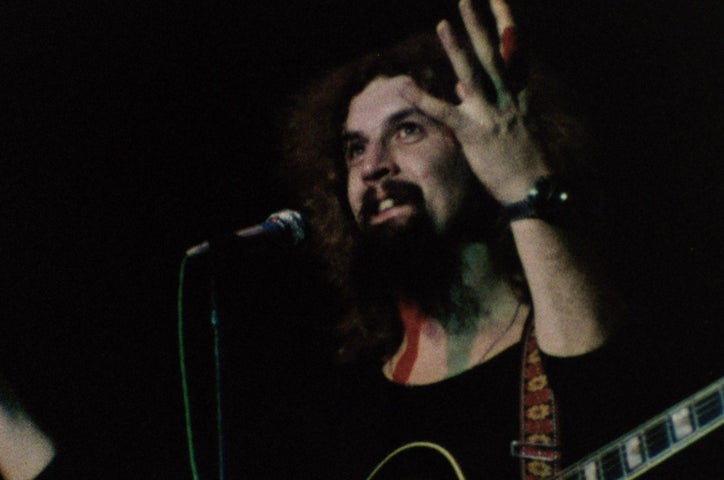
[504,176,572,223]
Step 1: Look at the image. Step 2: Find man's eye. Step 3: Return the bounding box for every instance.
[396,122,423,141]
[345,143,365,161]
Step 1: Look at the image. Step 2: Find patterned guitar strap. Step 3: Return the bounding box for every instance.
[512,317,562,479]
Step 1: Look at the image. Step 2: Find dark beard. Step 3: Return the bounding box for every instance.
[351,178,500,327]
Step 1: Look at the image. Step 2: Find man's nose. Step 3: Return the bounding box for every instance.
[361,143,399,183]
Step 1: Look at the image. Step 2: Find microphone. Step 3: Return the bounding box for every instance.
[185,209,307,256]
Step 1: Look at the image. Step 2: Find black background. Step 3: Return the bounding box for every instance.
[2,0,722,477]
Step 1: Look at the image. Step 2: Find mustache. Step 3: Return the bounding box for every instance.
[359,180,425,225]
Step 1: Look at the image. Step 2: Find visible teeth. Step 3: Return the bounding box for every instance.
[378,198,395,213]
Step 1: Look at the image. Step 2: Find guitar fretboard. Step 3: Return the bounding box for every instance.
[555,376,724,480]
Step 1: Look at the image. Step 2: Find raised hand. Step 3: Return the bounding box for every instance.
[400,0,550,204]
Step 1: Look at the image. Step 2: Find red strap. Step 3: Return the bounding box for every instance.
[516,320,561,479]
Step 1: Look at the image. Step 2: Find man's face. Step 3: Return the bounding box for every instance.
[343,75,474,236]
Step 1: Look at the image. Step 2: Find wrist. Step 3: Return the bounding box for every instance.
[491,154,551,204]
[503,175,573,224]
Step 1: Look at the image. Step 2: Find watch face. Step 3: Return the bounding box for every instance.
[537,177,573,224]
[533,176,555,201]
[506,176,572,223]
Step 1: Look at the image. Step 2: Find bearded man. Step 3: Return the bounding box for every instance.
[280,0,687,478]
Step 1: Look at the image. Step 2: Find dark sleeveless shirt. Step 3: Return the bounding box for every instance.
[312,336,685,479]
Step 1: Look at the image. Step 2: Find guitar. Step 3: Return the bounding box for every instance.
[368,376,724,479]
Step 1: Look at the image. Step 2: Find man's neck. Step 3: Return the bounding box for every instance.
[385,242,528,385]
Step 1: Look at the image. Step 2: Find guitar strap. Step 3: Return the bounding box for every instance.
[513,317,562,479]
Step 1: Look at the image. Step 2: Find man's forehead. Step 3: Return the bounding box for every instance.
[344,75,415,133]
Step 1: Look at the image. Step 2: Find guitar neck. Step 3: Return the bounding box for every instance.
[554,376,724,480]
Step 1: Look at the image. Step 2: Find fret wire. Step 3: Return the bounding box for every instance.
[595,458,603,480]
[665,414,674,448]
[693,394,723,426]
[694,404,722,417]
[619,443,631,476]
[555,379,724,480]
[695,397,719,403]
[694,394,720,407]
[599,446,625,480]
[692,402,701,430]
[558,468,582,480]
[641,434,649,460]
[599,453,621,467]
[642,421,671,459]
[615,445,626,479]
[598,450,614,464]
[562,468,581,480]
[694,402,721,417]
[642,432,668,443]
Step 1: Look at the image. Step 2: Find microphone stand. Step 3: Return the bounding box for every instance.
[209,274,226,480]
[182,210,305,479]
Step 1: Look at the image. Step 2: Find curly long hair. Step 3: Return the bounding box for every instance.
[282,31,595,362]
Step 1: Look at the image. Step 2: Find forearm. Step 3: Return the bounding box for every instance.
[0,393,55,480]
[511,218,622,356]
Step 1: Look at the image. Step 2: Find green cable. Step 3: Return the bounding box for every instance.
[177,255,201,480]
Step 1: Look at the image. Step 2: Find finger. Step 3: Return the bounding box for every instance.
[458,0,512,105]
[517,88,530,116]
[490,0,527,96]
[489,0,517,64]
[500,26,517,67]
[436,20,483,98]
[454,80,493,117]
[458,0,502,89]
[398,79,467,132]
